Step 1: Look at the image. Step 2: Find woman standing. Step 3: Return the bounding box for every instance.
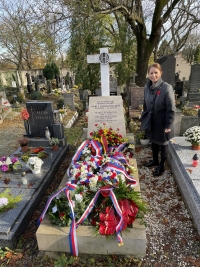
[141,63,175,176]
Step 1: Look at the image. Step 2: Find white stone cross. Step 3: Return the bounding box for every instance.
[87,47,122,96]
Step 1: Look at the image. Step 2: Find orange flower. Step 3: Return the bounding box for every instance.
[21,108,30,121]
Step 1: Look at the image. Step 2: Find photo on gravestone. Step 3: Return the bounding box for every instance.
[26,101,54,138]
[63,92,75,111]
[156,55,176,88]
[87,96,126,139]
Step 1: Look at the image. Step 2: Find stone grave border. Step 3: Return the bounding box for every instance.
[168,137,200,234]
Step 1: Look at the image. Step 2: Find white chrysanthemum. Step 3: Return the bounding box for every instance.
[75,194,83,203]
[116,173,126,183]
[0,197,9,208]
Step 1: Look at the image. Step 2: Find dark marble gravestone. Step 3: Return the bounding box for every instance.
[156,55,176,88]
[187,64,200,101]
[64,93,75,111]
[175,81,184,98]
[130,87,144,110]
[189,64,200,92]
[26,101,54,138]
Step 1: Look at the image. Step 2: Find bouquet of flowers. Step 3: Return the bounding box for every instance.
[39,132,148,256]
[21,108,30,121]
[26,156,44,174]
[0,156,21,172]
[183,126,200,145]
[89,123,127,148]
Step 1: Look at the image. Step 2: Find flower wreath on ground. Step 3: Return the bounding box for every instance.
[38,124,148,256]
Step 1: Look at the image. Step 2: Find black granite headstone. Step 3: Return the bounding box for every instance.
[25,73,33,93]
[64,93,75,111]
[156,55,176,88]
[26,101,54,138]
[175,81,184,98]
[189,64,200,92]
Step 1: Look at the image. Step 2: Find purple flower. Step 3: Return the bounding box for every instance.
[1,164,9,172]
[0,156,7,162]
[11,157,18,164]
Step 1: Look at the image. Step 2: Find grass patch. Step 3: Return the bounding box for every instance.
[64,127,83,147]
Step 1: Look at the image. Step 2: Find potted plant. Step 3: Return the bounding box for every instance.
[135,130,149,145]
[183,126,200,150]
[18,137,29,152]
[26,156,44,174]
[49,137,59,151]
[0,156,22,172]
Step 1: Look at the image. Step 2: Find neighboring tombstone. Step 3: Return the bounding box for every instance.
[156,55,176,87]
[11,81,17,88]
[64,92,75,111]
[110,76,118,96]
[26,101,54,138]
[25,73,33,93]
[87,47,122,96]
[175,81,184,98]
[130,87,144,110]
[79,88,84,100]
[69,77,73,88]
[31,75,35,82]
[55,74,59,88]
[189,64,200,93]
[83,90,89,101]
[87,96,126,139]
[47,80,52,93]
[95,88,101,96]
[35,80,39,91]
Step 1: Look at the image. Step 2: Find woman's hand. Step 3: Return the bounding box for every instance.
[165,129,171,133]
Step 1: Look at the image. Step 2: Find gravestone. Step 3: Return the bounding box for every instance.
[64,92,75,111]
[11,81,17,88]
[187,64,200,101]
[87,96,126,139]
[79,88,84,100]
[110,76,118,96]
[156,55,176,88]
[87,47,122,96]
[175,81,184,98]
[26,101,54,138]
[25,73,33,93]
[130,87,144,110]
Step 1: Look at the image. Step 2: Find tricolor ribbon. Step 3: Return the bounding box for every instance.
[76,187,124,246]
[37,182,79,256]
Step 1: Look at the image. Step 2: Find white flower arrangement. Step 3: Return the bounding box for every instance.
[26,156,44,174]
[183,126,200,145]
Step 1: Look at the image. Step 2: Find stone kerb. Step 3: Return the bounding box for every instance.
[168,137,200,234]
[36,158,147,257]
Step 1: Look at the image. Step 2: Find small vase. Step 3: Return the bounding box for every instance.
[192,144,200,150]
[140,139,150,145]
[24,120,30,136]
[32,167,41,174]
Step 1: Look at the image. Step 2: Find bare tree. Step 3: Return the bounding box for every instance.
[58,0,200,86]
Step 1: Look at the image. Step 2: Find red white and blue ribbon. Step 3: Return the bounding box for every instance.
[37,182,79,256]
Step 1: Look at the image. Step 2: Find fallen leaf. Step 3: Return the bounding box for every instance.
[4,178,10,184]
[186,168,193,173]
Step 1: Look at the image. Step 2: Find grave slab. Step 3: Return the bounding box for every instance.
[36,158,147,257]
[0,145,69,248]
[168,137,200,234]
